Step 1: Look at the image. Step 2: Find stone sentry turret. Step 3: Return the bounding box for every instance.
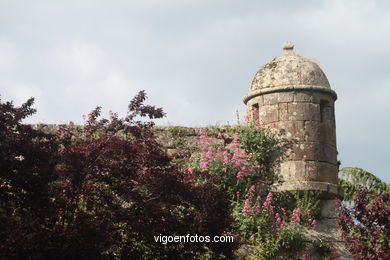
[243,42,341,196]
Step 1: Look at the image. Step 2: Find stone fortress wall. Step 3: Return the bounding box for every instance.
[30,42,352,259]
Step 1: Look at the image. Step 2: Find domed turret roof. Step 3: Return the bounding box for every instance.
[244,42,336,104]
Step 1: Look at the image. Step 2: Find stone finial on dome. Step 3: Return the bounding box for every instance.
[283,41,294,54]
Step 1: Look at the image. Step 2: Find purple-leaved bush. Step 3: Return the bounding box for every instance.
[0,92,236,259]
[337,189,389,260]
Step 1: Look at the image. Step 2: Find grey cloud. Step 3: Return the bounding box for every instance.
[0,0,389,181]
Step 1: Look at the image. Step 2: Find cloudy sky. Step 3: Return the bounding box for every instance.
[1,0,389,182]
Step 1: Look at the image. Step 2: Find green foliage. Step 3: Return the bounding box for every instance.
[277,224,305,254]
[237,123,276,165]
[272,191,322,223]
[184,122,323,259]
[168,127,187,137]
[339,167,390,201]
[253,224,304,260]
[294,191,322,222]
[168,127,187,146]
[231,188,314,259]
[253,232,280,259]
[186,125,277,200]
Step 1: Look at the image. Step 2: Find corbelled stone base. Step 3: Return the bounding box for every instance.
[273,181,342,198]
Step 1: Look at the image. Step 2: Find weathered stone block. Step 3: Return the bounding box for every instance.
[314,218,343,237]
[291,142,337,163]
[288,103,320,121]
[278,103,289,121]
[304,121,336,145]
[294,91,314,102]
[312,92,335,104]
[304,121,321,142]
[289,142,335,163]
[291,142,321,161]
[274,181,341,197]
[259,104,278,124]
[279,160,307,181]
[278,92,294,102]
[304,161,321,181]
[321,143,338,164]
[263,93,279,105]
[305,161,338,183]
[247,96,264,107]
[326,123,337,145]
[277,120,305,141]
[256,96,264,106]
[321,200,339,218]
[279,160,337,183]
[320,162,338,183]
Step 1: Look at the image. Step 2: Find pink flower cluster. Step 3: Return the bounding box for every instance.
[194,129,251,180]
[275,212,284,228]
[81,113,93,121]
[242,189,276,217]
[242,188,318,231]
[245,108,260,126]
[291,208,301,223]
[290,208,317,228]
[308,218,317,228]
[245,185,256,199]
[254,195,262,212]
[262,192,274,211]
[242,185,256,216]
[242,199,253,216]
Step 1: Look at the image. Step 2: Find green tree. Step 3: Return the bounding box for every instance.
[339,167,390,201]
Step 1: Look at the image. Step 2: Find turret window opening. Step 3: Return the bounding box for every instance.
[252,103,259,122]
[320,99,330,122]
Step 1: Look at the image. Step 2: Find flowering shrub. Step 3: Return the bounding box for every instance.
[233,188,318,259]
[186,120,321,258]
[188,128,255,198]
[187,122,278,201]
